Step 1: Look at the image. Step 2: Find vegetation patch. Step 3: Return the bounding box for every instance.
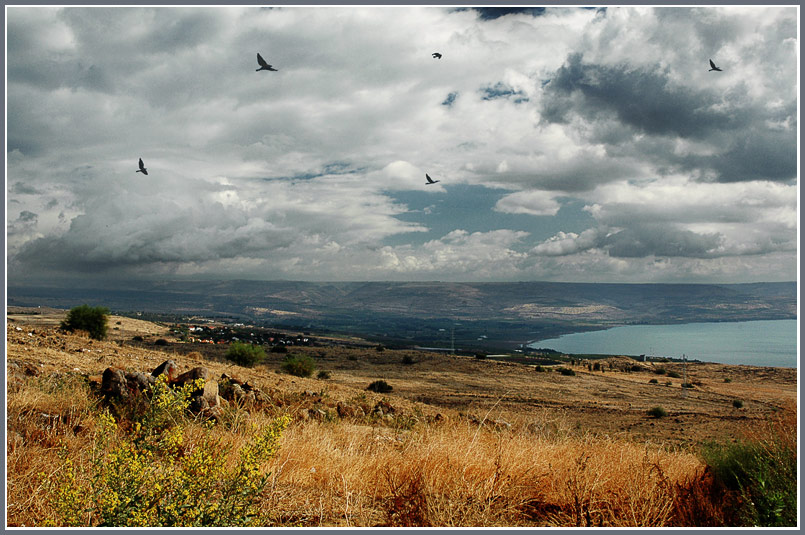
[367,380,393,393]
[281,354,316,378]
[60,305,110,341]
[227,341,267,367]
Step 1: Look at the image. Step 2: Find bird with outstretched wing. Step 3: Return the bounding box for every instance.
[256,53,278,71]
[136,158,148,175]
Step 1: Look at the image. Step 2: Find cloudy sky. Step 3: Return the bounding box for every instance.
[5,5,799,285]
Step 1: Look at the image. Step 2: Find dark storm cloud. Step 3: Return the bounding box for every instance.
[471,7,546,20]
[604,225,723,259]
[541,53,797,183]
[542,53,740,138]
[10,182,42,195]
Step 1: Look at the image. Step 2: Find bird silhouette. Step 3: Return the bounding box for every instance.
[425,173,440,185]
[432,52,442,59]
[256,53,278,72]
[136,158,148,175]
[708,59,722,72]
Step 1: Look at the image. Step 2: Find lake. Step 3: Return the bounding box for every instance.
[530,319,798,368]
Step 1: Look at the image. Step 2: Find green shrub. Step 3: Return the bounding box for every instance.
[269,345,288,353]
[154,338,168,346]
[281,354,316,378]
[681,382,694,389]
[592,362,601,371]
[227,341,266,367]
[733,399,744,409]
[666,371,681,379]
[557,367,576,376]
[534,365,545,373]
[647,406,667,418]
[317,370,331,380]
[42,380,290,527]
[653,368,667,375]
[375,345,385,352]
[402,355,415,365]
[649,378,659,384]
[724,377,733,383]
[474,353,487,360]
[701,414,797,526]
[132,335,144,342]
[60,304,110,340]
[367,380,392,393]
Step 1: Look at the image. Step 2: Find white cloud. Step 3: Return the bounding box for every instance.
[6,6,797,284]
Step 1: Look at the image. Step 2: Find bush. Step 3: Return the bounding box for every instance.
[557,367,576,376]
[42,381,291,527]
[474,353,487,360]
[270,345,288,353]
[647,406,668,418]
[649,378,659,384]
[402,355,415,365]
[534,365,545,373]
[281,355,316,377]
[666,371,681,379]
[375,345,386,352]
[653,368,667,375]
[724,377,733,383]
[317,370,331,380]
[132,335,144,342]
[60,304,110,340]
[681,382,694,389]
[732,399,744,409]
[227,341,266,367]
[592,362,601,371]
[367,380,393,393]
[154,338,169,346]
[701,412,797,526]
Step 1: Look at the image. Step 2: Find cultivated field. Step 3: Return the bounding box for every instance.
[5,309,797,527]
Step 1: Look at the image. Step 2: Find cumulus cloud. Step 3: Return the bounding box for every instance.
[5,6,797,284]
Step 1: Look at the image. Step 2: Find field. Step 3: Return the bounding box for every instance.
[6,309,798,527]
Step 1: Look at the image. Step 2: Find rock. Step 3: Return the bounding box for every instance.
[125,371,154,395]
[152,359,178,382]
[101,367,130,398]
[175,366,211,386]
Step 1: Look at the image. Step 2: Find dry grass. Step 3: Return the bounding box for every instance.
[262,419,705,527]
[5,318,796,527]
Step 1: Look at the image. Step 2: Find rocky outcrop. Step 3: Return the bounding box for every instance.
[99,360,222,419]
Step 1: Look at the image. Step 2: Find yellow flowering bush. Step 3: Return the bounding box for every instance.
[42,373,291,526]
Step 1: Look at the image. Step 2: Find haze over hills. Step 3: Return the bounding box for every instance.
[7,280,796,351]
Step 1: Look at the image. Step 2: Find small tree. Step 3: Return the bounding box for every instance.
[61,304,110,340]
[367,380,393,393]
[281,355,316,377]
[227,341,266,367]
[647,406,668,418]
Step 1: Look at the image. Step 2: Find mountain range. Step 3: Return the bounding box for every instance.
[7,280,796,351]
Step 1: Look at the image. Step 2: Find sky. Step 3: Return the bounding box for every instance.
[5,5,799,285]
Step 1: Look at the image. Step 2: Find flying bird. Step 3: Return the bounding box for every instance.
[432,52,442,59]
[256,53,278,72]
[425,173,440,185]
[136,158,148,175]
[708,59,722,72]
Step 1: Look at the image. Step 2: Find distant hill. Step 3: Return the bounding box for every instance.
[7,280,796,351]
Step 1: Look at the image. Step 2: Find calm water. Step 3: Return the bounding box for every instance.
[530,320,798,368]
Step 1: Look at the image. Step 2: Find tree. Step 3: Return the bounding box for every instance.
[227,341,266,367]
[61,304,110,340]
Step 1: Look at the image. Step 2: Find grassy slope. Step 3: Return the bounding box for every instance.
[5,313,797,526]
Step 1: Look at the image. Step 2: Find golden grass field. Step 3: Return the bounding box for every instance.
[5,310,797,527]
